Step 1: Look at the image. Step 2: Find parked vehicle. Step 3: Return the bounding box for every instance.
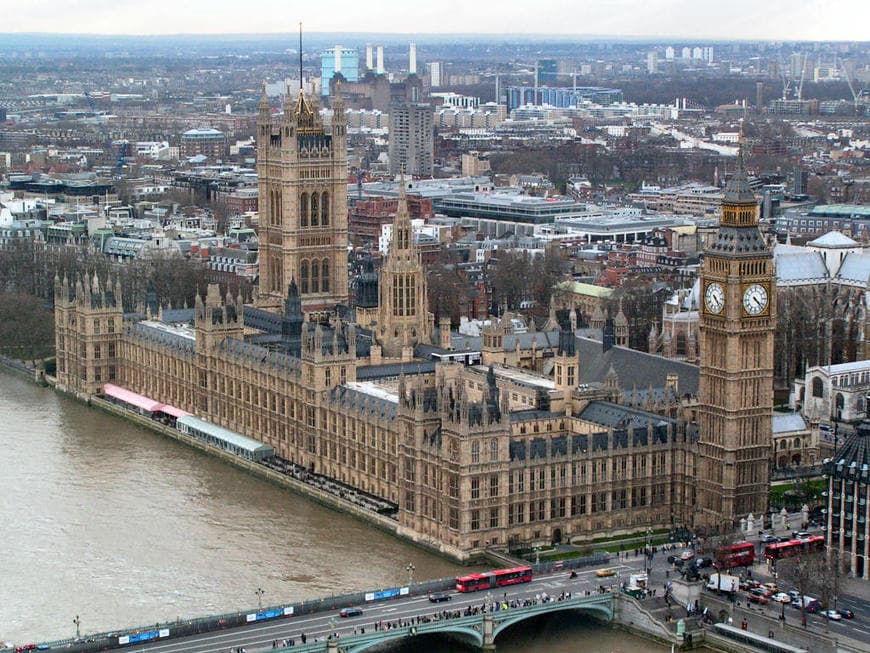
[836,609,854,619]
[748,593,769,605]
[706,573,740,593]
[771,592,791,603]
[824,610,843,621]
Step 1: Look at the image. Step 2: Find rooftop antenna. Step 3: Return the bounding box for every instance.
[298,22,303,90]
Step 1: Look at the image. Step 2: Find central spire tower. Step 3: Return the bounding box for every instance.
[375,176,431,358]
[256,33,349,317]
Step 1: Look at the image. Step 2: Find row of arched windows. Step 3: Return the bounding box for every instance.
[300,258,331,294]
[300,191,330,227]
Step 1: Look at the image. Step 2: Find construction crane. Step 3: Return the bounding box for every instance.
[796,53,808,101]
[777,56,791,101]
[837,57,863,115]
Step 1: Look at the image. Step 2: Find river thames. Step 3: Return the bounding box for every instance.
[0,371,672,652]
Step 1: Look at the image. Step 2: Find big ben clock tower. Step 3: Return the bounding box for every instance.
[696,129,775,529]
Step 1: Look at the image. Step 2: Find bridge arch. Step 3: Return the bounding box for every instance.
[344,625,483,653]
[492,602,613,642]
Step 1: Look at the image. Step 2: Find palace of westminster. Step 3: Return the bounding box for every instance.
[52,87,778,561]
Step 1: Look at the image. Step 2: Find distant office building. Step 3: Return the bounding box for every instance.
[665,46,675,61]
[388,103,434,177]
[702,47,714,64]
[793,167,809,196]
[692,47,702,60]
[646,51,658,74]
[681,47,691,60]
[790,52,805,79]
[180,128,227,159]
[321,45,359,96]
[429,62,443,88]
[537,59,558,84]
[506,86,623,110]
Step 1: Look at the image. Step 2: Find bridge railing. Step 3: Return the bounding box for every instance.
[0,576,458,653]
[2,555,610,653]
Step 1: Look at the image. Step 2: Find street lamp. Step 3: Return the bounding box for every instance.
[73,615,81,640]
[255,587,264,610]
[406,563,415,586]
[533,546,540,565]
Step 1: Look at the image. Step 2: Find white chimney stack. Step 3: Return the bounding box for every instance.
[334,45,342,74]
[376,45,384,74]
[409,43,417,75]
[365,44,373,71]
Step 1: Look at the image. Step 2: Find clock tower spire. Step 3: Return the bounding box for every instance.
[696,124,775,530]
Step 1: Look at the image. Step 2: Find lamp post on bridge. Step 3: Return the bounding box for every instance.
[255,587,264,610]
[406,563,415,587]
[73,615,81,640]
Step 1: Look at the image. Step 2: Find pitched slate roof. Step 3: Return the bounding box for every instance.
[775,252,828,284]
[579,400,675,430]
[772,412,807,433]
[356,361,436,380]
[328,383,397,420]
[836,252,870,285]
[808,231,859,248]
[576,337,699,396]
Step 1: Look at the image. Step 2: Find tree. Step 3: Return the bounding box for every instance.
[0,293,55,365]
[777,551,827,628]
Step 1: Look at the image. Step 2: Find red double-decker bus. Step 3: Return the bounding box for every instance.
[716,541,755,568]
[455,566,533,593]
[763,536,825,561]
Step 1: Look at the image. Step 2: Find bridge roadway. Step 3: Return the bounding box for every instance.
[122,563,636,653]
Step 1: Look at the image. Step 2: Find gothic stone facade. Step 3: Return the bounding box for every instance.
[55,279,695,560]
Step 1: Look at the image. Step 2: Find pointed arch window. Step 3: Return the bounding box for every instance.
[311,259,319,293]
[300,193,309,227]
[321,191,329,226]
[310,192,319,227]
[300,260,309,294]
[321,259,330,293]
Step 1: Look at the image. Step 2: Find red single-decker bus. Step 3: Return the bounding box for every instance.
[716,541,755,568]
[764,536,824,561]
[455,566,533,592]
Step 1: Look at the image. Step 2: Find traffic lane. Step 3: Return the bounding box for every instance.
[734,591,867,642]
[126,568,628,653]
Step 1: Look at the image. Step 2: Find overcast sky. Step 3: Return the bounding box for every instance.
[6,0,869,40]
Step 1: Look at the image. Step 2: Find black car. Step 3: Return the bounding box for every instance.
[339,607,363,617]
[837,609,855,619]
[429,593,451,603]
[760,534,778,544]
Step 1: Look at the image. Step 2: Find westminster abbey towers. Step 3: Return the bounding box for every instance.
[696,135,776,529]
[256,85,349,315]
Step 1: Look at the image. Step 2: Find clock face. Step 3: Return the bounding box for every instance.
[742,283,769,316]
[704,282,725,314]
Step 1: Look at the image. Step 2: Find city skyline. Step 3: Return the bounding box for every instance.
[4,0,868,41]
